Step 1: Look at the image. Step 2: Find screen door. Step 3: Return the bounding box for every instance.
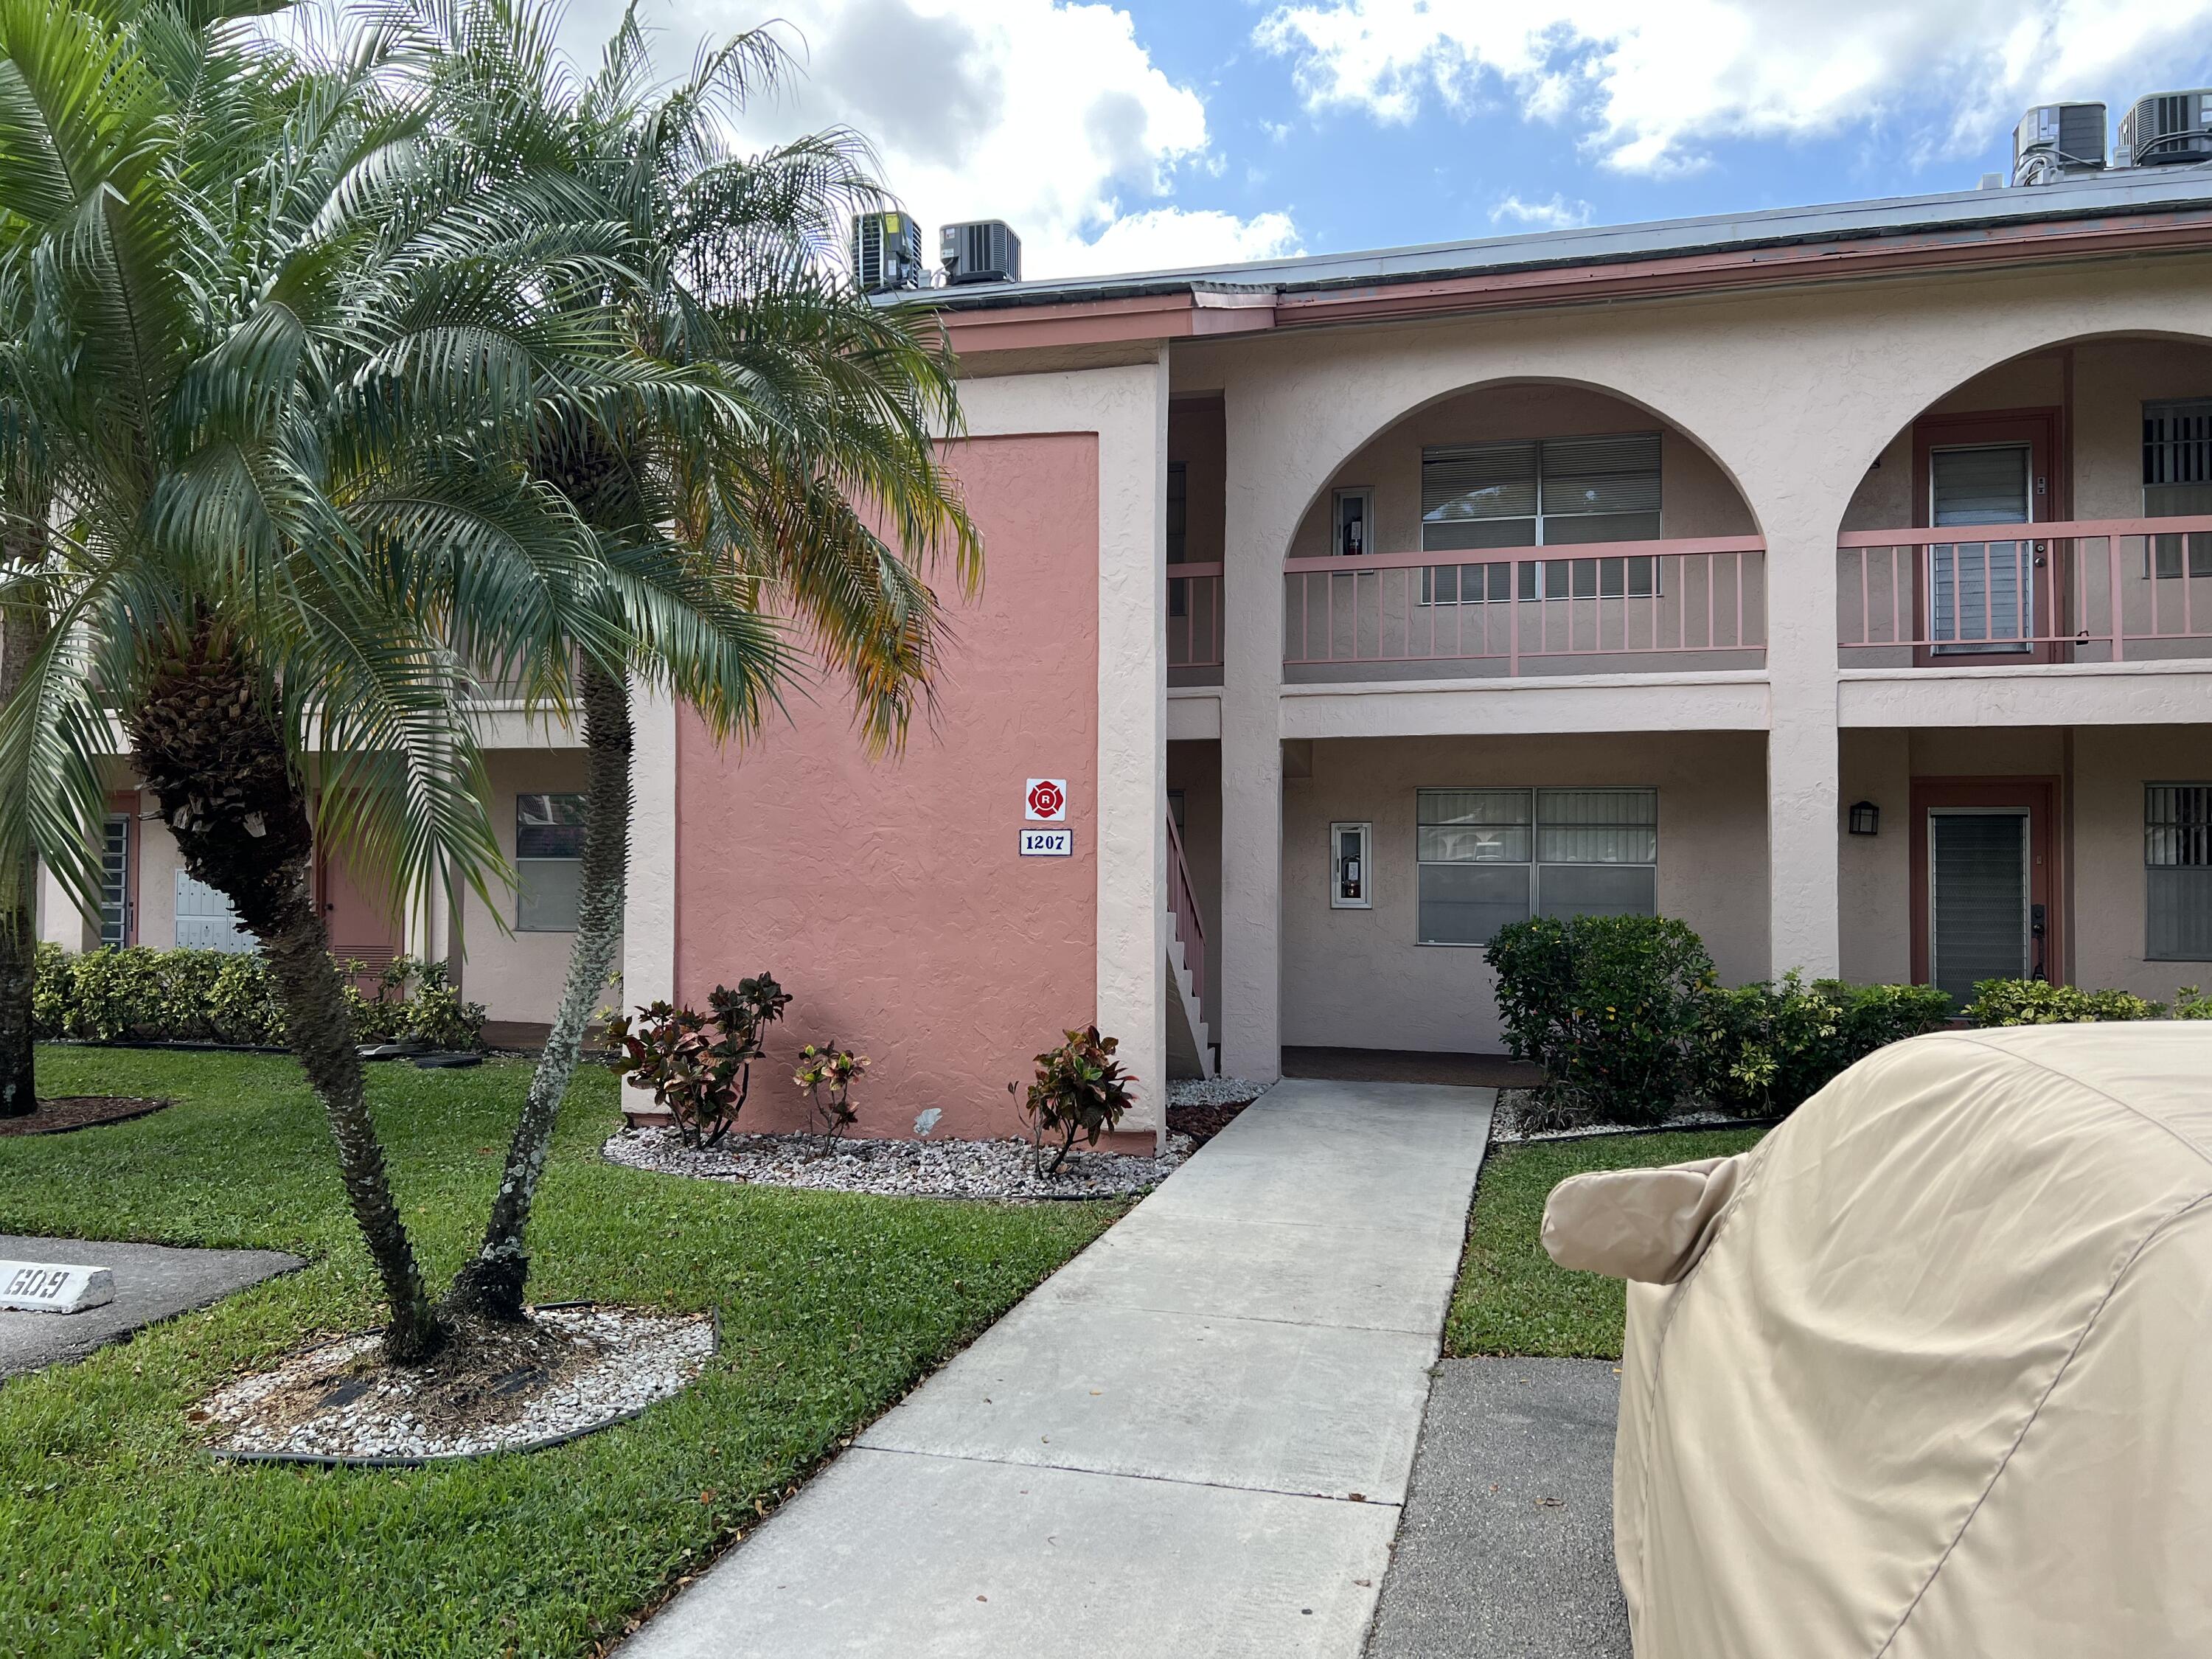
[1927,809,2031,1005]
[1928,445,2034,652]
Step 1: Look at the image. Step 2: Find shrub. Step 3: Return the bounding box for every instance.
[2173,986,2212,1019]
[1964,979,2164,1026]
[605,974,787,1149]
[793,1043,866,1152]
[29,942,74,1041]
[1011,1024,1137,1175]
[1697,973,1952,1117]
[30,945,481,1049]
[1486,915,1716,1127]
[403,960,487,1051]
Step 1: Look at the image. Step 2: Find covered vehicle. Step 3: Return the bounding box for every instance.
[1543,1023,2212,1659]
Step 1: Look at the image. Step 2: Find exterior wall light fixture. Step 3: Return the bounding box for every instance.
[1848,801,1880,837]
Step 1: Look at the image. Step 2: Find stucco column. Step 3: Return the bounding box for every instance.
[37,859,86,950]
[1218,392,1284,1081]
[623,679,678,1010]
[1759,506,1845,980]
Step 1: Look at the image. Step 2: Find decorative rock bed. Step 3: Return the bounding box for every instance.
[1167,1076,1272,1107]
[1489,1087,1753,1144]
[200,1304,714,1464]
[602,1125,1192,1200]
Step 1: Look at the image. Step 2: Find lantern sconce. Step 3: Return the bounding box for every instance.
[1848,801,1880,837]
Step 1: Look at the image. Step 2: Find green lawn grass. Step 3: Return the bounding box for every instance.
[1446,1127,1769,1360]
[0,1046,1124,1658]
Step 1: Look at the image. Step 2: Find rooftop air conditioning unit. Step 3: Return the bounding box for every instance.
[851,212,925,294]
[940,220,1021,285]
[2011,102,2107,184]
[2118,89,2212,167]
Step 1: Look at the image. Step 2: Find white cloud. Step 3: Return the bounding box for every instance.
[1062,207,1302,275]
[565,0,1298,279]
[1491,192,1593,230]
[1253,0,2212,175]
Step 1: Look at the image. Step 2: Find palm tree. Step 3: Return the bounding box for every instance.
[407,0,980,1323]
[0,0,779,1359]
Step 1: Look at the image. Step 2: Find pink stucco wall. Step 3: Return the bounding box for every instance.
[672,434,1102,1140]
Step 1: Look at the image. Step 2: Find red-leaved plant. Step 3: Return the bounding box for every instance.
[793,1042,867,1154]
[1009,1024,1136,1176]
[605,974,790,1148]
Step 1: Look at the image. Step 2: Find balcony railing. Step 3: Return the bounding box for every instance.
[1167,562,1223,680]
[1282,536,1766,677]
[1837,515,2212,664]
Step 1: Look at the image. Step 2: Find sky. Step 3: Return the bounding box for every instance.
[546,0,2212,282]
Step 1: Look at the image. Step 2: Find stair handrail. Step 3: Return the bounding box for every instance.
[1164,809,1209,1032]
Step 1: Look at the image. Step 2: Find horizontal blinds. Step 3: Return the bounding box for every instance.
[1542,433,1661,519]
[1930,445,2029,526]
[1929,542,2031,643]
[1422,442,1537,525]
[1420,433,1660,533]
[1929,813,2028,1004]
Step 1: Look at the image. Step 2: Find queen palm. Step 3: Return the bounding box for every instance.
[0,0,782,1360]
[406,0,981,1323]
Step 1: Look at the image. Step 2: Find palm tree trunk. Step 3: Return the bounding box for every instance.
[445,660,631,1321]
[0,568,44,1119]
[128,633,444,1363]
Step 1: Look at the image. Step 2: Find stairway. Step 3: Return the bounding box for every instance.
[1165,811,1216,1080]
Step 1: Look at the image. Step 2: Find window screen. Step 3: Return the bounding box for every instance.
[1416,788,1657,945]
[1420,434,1660,554]
[517,793,588,931]
[2147,784,2212,961]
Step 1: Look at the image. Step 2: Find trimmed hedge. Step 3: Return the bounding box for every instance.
[1489,914,2212,1127]
[33,943,485,1051]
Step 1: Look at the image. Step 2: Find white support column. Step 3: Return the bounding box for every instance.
[37,860,86,950]
[1218,393,1284,1082]
[1761,513,1845,980]
[623,679,678,1012]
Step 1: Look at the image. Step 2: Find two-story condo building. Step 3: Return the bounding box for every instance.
[52,161,2212,1148]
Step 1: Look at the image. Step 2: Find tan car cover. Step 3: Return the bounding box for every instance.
[1544,1023,2212,1659]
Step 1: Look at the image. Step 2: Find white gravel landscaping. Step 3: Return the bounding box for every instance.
[602,1125,1192,1199]
[201,1305,715,1463]
[1167,1076,1272,1107]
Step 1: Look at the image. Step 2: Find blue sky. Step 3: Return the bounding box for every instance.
[562,0,2212,279]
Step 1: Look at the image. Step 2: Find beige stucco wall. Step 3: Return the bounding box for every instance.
[1840,338,2212,530]
[2062,724,2212,999]
[1279,731,1768,1054]
[1177,249,2212,1076]
[454,748,594,1023]
[1283,383,1757,561]
[1168,400,1225,565]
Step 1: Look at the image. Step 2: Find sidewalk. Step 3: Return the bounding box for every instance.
[623,1079,1494,1659]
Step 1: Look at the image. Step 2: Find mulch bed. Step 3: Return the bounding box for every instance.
[0,1096,172,1137]
[1166,1100,1250,1147]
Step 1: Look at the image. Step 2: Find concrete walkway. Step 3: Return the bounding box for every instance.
[625,1079,1493,1659]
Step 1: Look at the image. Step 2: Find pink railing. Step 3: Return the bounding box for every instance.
[1281,536,1765,674]
[1167,562,1223,672]
[1165,808,1208,1034]
[1837,515,2212,662]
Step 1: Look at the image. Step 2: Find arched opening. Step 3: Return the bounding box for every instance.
[1837,332,2212,670]
[1831,332,2212,1008]
[1278,380,1765,682]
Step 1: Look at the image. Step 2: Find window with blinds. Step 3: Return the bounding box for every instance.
[1416,787,1658,945]
[2146,784,2212,961]
[1420,434,1661,554]
[518,793,588,931]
